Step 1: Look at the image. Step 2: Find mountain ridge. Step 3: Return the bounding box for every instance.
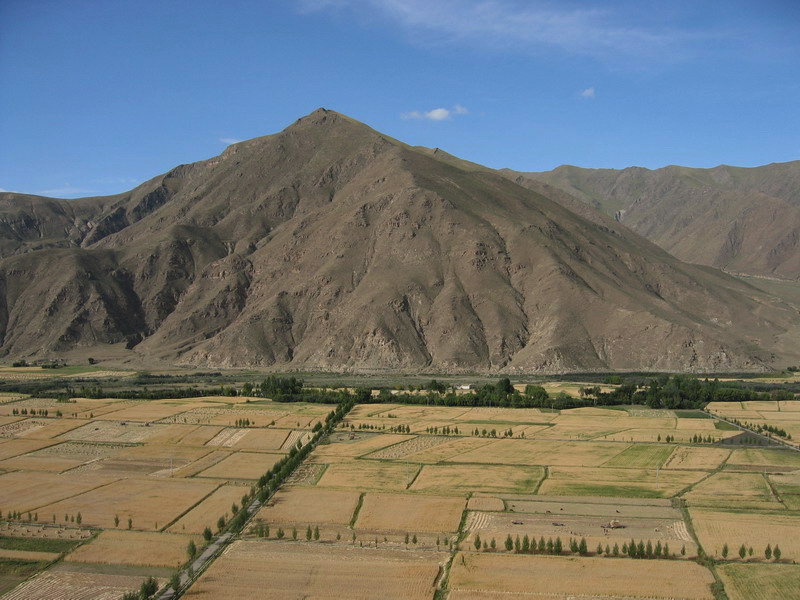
[1,109,798,373]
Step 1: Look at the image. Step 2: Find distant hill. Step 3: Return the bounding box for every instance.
[506,162,800,280]
[1,109,798,372]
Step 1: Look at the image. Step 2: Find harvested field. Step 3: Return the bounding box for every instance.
[285,462,327,485]
[310,433,413,461]
[684,472,780,508]
[59,421,168,443]
[355,493,465,533]
[718,563,800,600]
[66,530,200,568]
[171,450,231,478]
[317,460,420,491]
[539,466,704,498]
[279,429,311,450]
[604,429,697,443]
[183,540,445,600]
[411,464,544,495]
[256,486,361,526]
[365,435,448,459]
[0,471,118,514]
[176,426,224,446]
[690,508,800,559]
[450,439,628,467]
[449,553,714,599]
[168,484,248,534]
[401,437,495,464]
[0,419,50,438]
[13,419,88,440]
[501,496,680,519]
[464,510,695,557]
[0,522,92,541]
[664,446,731,470]
[459,407,556,422]
[94,402,191,423]
[1,567,152,600]
[37,477,218,530]
[467,496,505,511]
[604,444,675,468]
[196,451,283,480]
[160,406,287,427]
[205,428,249,447]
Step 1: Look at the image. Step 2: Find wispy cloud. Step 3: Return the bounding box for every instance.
[0,188,9,193]
[580,87,596,99]
[298,0,711,61]
[402,104,469,121]
[219,137,243,145]
[38,184,98,198]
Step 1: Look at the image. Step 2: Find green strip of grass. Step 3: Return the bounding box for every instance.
[0,536,80,553]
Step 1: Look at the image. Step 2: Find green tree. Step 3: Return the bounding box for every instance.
[140,576,158,599]
[774,545,781,561]
[306,525,312,541]
[203,527,213,542]
[314,525,320,540]
[515,535,521,553]
[490,538,496,550]
[578,538,588,556]
[681,544,686,556]
[554,537,562,554]
[292,527,298,540]
[114,514,119,527]
[505,535,514,551]
[765,544,772,560]
[613,543,620,557]
[170,572,181,593]
[405,533,410,545]
[738,544,747,559]
[522,534,530,553]
[722,543,729,559]
[217,516,226,531]
[127,517,133,530]
[597,543,604,555]
[277,527,285,539]
[412,534,417,544]
[538,536,546,553]
[474,534,482,551]
[187,539,197,560]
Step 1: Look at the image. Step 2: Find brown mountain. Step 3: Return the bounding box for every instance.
[1,109,798,372]
[507,162,800,280]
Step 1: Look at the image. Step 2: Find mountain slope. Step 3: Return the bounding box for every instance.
[1,109,798,372]
[507,162,800,280]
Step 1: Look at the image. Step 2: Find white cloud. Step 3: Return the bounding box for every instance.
[219,137,243,145]
[401,104,468,121]
[299,0,706,61]
[38,184,97,197]
[580,87,596,98]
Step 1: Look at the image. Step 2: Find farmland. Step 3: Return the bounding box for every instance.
[0,375,799,599]
[0,391,327,599]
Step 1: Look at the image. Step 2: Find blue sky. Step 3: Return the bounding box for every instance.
[1,0,798,198]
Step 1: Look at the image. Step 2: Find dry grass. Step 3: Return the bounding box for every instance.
[0,471,118,513]
[65,530,201,567]
[664,446,731,470]
[448,439,628,467]
[196,451,284,480]
[255,486,361,526]
[37,477,218,530]
[684,472,780,508]
[59,420,169,443]
[411,464,544,495]
[167,484,249,534]
[539,466,704,498]
[183,540,445,600]
[448,553,715,599]
[690,508,800,559]
[355,493,465,533]
[176,425,224,446]
[717,563,800,600]
[317,460,419,491]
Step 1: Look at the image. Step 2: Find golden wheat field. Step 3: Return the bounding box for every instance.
[183,540,445,600]
[355,492,466,533]
[717,563,800,600]
[65,530,202,567]
[449,553,715,599]
[256,486,362,526]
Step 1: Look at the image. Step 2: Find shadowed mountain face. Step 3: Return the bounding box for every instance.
[507,162,800,280]
[1,109,799,372]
